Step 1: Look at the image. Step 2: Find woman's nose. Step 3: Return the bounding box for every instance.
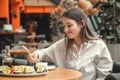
[64,27,68,33]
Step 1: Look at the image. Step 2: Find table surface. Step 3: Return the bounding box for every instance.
[16,43,43,46]
[0,68,82,80]
[10,42,52,54]
[2,49,37,54]
[10,49,37,54]
[16,42,52,46]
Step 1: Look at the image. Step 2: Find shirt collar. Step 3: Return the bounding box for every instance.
[73,40,97,47]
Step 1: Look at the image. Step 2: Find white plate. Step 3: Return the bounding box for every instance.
[47,65,56,70]
[0,71,48,77]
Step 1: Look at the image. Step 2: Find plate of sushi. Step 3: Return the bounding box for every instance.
[0,62,48,77]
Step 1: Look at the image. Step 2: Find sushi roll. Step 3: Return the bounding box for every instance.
[24,66,35,74]
[12,65,25,74]
[35,62,47,73]
[0,65,11,74]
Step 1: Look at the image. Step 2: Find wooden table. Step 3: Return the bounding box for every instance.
[10,49,36,54]
[16,43,43,46]
[1,49,36,54]
[0,68,82,80]
[16,42,52,47]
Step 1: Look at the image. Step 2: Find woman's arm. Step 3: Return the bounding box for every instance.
[95,42,113,80]
[27,39,65,63]
[27,44,55,63]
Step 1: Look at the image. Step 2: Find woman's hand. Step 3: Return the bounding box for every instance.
[27,53,39,63]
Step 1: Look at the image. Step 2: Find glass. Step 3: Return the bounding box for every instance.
[2,57,13,67]
[2,45,13,67]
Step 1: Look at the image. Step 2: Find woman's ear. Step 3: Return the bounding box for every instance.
[81,20,85,27]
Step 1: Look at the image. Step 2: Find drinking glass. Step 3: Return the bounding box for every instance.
[2,45,13,67]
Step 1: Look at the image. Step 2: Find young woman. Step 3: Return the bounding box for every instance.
[28,7,113,80]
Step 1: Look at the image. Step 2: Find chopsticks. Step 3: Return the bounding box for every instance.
[22,45,31,54]
[22,45,39,62]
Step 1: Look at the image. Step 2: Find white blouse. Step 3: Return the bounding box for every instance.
[33,38,113,80]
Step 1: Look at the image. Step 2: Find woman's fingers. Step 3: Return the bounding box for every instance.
[27,54,39,63]
[32,54,39,62]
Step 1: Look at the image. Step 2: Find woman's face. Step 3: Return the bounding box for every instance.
[62,17,81,39]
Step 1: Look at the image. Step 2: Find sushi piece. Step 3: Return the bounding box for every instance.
[24,66,35,74]
[35,62,47,73]
[36,66,45,73]
[12,65,25,74]
[0,65,11,74]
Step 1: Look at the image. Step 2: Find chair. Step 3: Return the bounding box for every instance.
[105,61,120,80]
[112,62,120,73]
[105,73,120,80]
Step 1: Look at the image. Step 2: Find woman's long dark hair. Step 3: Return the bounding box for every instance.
[62,7,99,50]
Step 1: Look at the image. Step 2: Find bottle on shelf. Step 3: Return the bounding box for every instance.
[2,45,13,67]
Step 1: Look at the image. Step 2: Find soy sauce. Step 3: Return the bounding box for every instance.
[2,58,13,67]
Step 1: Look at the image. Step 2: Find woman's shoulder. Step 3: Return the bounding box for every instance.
[53,38,65,46]
[53,38,65,45]
[89,39,106,46]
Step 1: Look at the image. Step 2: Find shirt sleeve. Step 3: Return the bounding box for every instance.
[31,43,55,62]
[32,39,65,63]
[95,41,113,80]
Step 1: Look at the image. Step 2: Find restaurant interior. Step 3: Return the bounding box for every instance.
[0,0,120,80]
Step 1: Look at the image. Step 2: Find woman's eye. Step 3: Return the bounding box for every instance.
[67,24,72,28]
